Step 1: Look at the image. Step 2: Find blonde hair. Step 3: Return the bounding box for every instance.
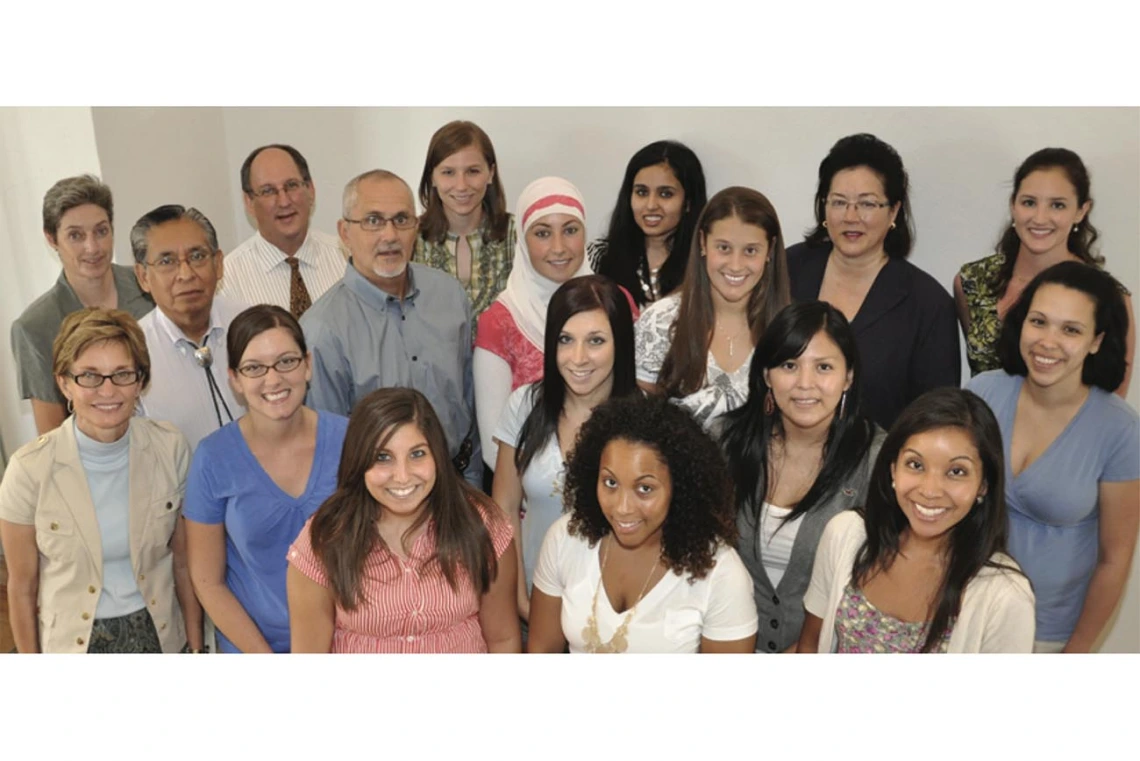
[53,308,152,393]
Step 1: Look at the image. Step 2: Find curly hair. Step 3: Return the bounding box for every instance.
[563,395,737,580]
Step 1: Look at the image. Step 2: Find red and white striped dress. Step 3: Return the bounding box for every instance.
[288,502,513,653]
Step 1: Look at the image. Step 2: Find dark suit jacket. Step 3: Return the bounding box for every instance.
[786,241,961,429]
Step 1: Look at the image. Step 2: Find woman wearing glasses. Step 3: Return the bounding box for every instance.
[10,174,153,436]
[785,134,960,429]
[183,305,348,653]
[0,308,201,653]
[414,121,516,324]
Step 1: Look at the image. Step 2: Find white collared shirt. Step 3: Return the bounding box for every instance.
[137,295,249,452]
[218,229,346,310]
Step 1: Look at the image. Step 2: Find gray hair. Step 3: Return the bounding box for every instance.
[42,174,114,238]
[341,169,410,218]
[129,204,220,264]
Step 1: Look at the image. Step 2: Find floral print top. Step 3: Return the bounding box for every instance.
[957,252,1006,377]
[414,214,517,322]
[835,584,952,653]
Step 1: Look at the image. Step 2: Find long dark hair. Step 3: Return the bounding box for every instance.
[596,140,707,307]
[515,275,637,474]
[309,388,500,609]
[991,147,1103,297]
[803,133,914,259]
[657,187,792,397]
[997,260,1129,392]
[719,301,876,528]
[417,120,510,245]
[852,388,1020,652]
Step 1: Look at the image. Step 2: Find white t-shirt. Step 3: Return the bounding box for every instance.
[532,514,759,653]
[634,293,751,430]
[758,502,804,588]
[493,384,566,591]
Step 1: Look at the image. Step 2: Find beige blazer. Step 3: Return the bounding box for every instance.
[0,417,190,653]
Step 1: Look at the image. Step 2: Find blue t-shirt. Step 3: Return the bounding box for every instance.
[967,371,1139,642]
[184,410,349,652]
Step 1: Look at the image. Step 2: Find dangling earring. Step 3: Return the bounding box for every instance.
[1072,223,1080,233]
[763,389,775,416]
[67,398,74,414]
[838,390,847,419]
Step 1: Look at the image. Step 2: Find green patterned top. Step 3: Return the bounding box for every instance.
[957,252,1006,376]
[413,214,517,321]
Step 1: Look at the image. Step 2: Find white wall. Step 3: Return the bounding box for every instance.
[5,107,1139,651]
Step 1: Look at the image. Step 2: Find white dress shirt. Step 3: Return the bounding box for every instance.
[218,229,346,310]
[137,295,249,452]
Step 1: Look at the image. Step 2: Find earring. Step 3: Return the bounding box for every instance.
[975,495,984,504]
[890,222,897,230]
[822,221,829,229]
[67,399,74,414]
[1072,224,1079,233]
[891,479,896,490]
[763,389,775,415]
[838,390,847,419]
[1011,220,1016,228]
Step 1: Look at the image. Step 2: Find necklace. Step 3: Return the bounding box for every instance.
[718,321,749,359]
[581,536,661,653]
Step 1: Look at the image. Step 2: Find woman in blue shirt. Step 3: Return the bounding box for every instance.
[967,262,1139,652]
[184,305,348,652]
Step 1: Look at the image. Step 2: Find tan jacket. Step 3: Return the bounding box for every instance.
[0,417,190,653]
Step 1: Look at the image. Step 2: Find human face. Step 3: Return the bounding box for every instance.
[597,438,672,552]
[340,177,419,295]
[1019,283,1103,391]
[230,327,311,422]
[630,163,685,240]
[702,214,769,305]
[824,166,900,260]
[58,339,141,443]
[364,423,437,520]
[48,204,114,283]
[431,144,494,225]
[243,148,315,252]
[763,330,853,435]
[525,213,585,283]
[134,218,224,336]
[1010,168,1091,259]
[557,308,615,401]
[890,426,986,546]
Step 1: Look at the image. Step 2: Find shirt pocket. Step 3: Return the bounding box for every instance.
[35,512,75,559]
[663,607,703,646]
[146,494,181,546]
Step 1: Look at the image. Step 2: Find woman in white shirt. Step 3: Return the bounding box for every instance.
[528,394,758,653]
[492,275,638,621]
[716,301,883,653]
[635,186,791,429]
[797,388,1036,653]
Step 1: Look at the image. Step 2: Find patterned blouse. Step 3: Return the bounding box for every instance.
[287,501,514,653]
[835,584,952,653]
[587,237,661,304]
[413,214,517,321]
[957,253,1007,376]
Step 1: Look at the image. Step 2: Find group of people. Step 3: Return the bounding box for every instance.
[0,121,1136,655]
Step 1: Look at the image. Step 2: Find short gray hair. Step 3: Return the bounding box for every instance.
[341,169,410,218]
[130,204,220,264]
[42,174,114,238]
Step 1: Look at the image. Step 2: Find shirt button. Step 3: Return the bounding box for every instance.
[81,612,91,620]
[767,641,777,652]
[88,585,97,594]
[160,623,167,631]
[50,521,59,530]
[165,502,173,510]
[772,595,779,606]
[769,618,779,629]
[139,574,146,581]
[411,356,418,361]
[77,637,85,646]
[151,599,157,606]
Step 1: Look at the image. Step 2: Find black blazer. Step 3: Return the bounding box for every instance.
[786,241,961,429]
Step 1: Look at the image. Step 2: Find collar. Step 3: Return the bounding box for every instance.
[152,301,227,349]
[343,259,421,310]
[255,230,315,274]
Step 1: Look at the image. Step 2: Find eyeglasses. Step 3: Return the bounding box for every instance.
[249,179,309,201]
[343,212,417,232]
[824,197,892,218]
[65,369,142,388]
[143,249,217,275]
[236,355,305,378]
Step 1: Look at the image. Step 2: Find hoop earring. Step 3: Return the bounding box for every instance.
[838,390,847,419]
[822,221,828,229]
[763,389,775,416]
[67,398,74,414]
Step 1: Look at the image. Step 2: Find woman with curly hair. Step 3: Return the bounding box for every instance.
[527,395,758,653]
[286,388,520,653]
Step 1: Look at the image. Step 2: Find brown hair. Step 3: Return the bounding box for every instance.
[52,307,151,393]
[417,121,510,245]
[226,304,307,371]
[308,388,502,610]
[657,187,791,397]
[42,174,114,240]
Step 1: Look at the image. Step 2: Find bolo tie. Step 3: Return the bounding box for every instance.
[192,343,234,429]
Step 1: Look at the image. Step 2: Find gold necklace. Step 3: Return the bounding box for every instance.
[582,536,661,653]
[717,321,749,359]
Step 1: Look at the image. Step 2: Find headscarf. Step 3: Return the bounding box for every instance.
[496,176,592,350]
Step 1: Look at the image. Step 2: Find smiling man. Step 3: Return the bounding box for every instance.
[132,205,248,451]
[300,170,482,486]
[219,144,346,318]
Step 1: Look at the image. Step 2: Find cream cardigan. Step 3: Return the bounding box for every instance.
[803,511,1035,653]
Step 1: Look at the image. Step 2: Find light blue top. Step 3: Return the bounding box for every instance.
[183,410,349,652]
[494,384,566,593]
[74,419,146,618]
[967,371,1140,642]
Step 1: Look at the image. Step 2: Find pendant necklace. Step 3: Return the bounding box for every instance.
[581,536,661,653]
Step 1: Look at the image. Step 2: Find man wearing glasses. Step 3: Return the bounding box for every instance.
[132,205,248,452]
[219,144,346,318]
[301,170,482,487]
